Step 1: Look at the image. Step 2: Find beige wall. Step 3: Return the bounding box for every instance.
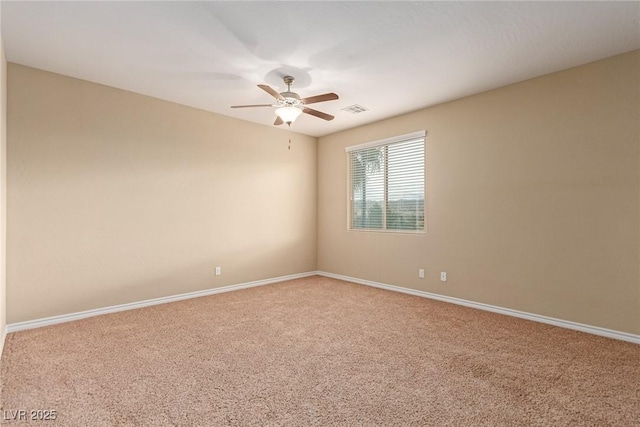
[318,50,640,335]
[0,4,7,350]
[7,64,317,323]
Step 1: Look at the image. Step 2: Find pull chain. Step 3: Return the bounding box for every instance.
[288,123,292,150]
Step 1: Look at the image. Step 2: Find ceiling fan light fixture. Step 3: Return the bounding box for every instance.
[275,105,303,124]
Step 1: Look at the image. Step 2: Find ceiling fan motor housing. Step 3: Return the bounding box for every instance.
[280,91,301,101]
[280,76,301,103]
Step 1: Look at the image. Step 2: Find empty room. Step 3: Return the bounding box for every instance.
[0,1,638,425]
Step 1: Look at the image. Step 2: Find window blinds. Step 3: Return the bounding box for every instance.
[346,131,425,232]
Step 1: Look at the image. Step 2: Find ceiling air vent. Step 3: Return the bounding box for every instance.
[341,104,369,114]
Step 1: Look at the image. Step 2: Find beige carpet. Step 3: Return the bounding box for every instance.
[1,276,638,426]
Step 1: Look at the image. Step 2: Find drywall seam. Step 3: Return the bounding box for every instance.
[317,271,640,344]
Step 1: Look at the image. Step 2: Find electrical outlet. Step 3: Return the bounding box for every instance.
[418,269,425,279]
[440,272,447,282]
[215,266,221,276]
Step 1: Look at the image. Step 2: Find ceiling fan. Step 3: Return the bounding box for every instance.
[231,76,339,126]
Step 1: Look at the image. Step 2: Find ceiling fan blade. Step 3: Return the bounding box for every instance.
[258,84,284,101]
[274,116,284,126]
[303,107,334,121]
[230,104,274,108]
[302,93,339,105]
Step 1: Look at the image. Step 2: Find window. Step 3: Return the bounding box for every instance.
[346,131,425,233]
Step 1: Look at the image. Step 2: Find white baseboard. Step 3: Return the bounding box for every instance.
[6,271,317,334]
[7,270,639,345]
[317,271,640,345]
[0,325,6,361]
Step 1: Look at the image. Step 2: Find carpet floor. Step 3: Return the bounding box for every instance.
[0,276,638,426]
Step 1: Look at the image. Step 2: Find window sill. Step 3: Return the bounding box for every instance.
[347,228,426,235]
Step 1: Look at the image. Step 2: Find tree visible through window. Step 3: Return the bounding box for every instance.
[347,132,425,232]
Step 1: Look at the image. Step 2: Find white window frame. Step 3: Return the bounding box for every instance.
[345,130,426,234]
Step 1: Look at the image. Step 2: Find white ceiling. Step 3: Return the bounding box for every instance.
[2,1,639,137]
